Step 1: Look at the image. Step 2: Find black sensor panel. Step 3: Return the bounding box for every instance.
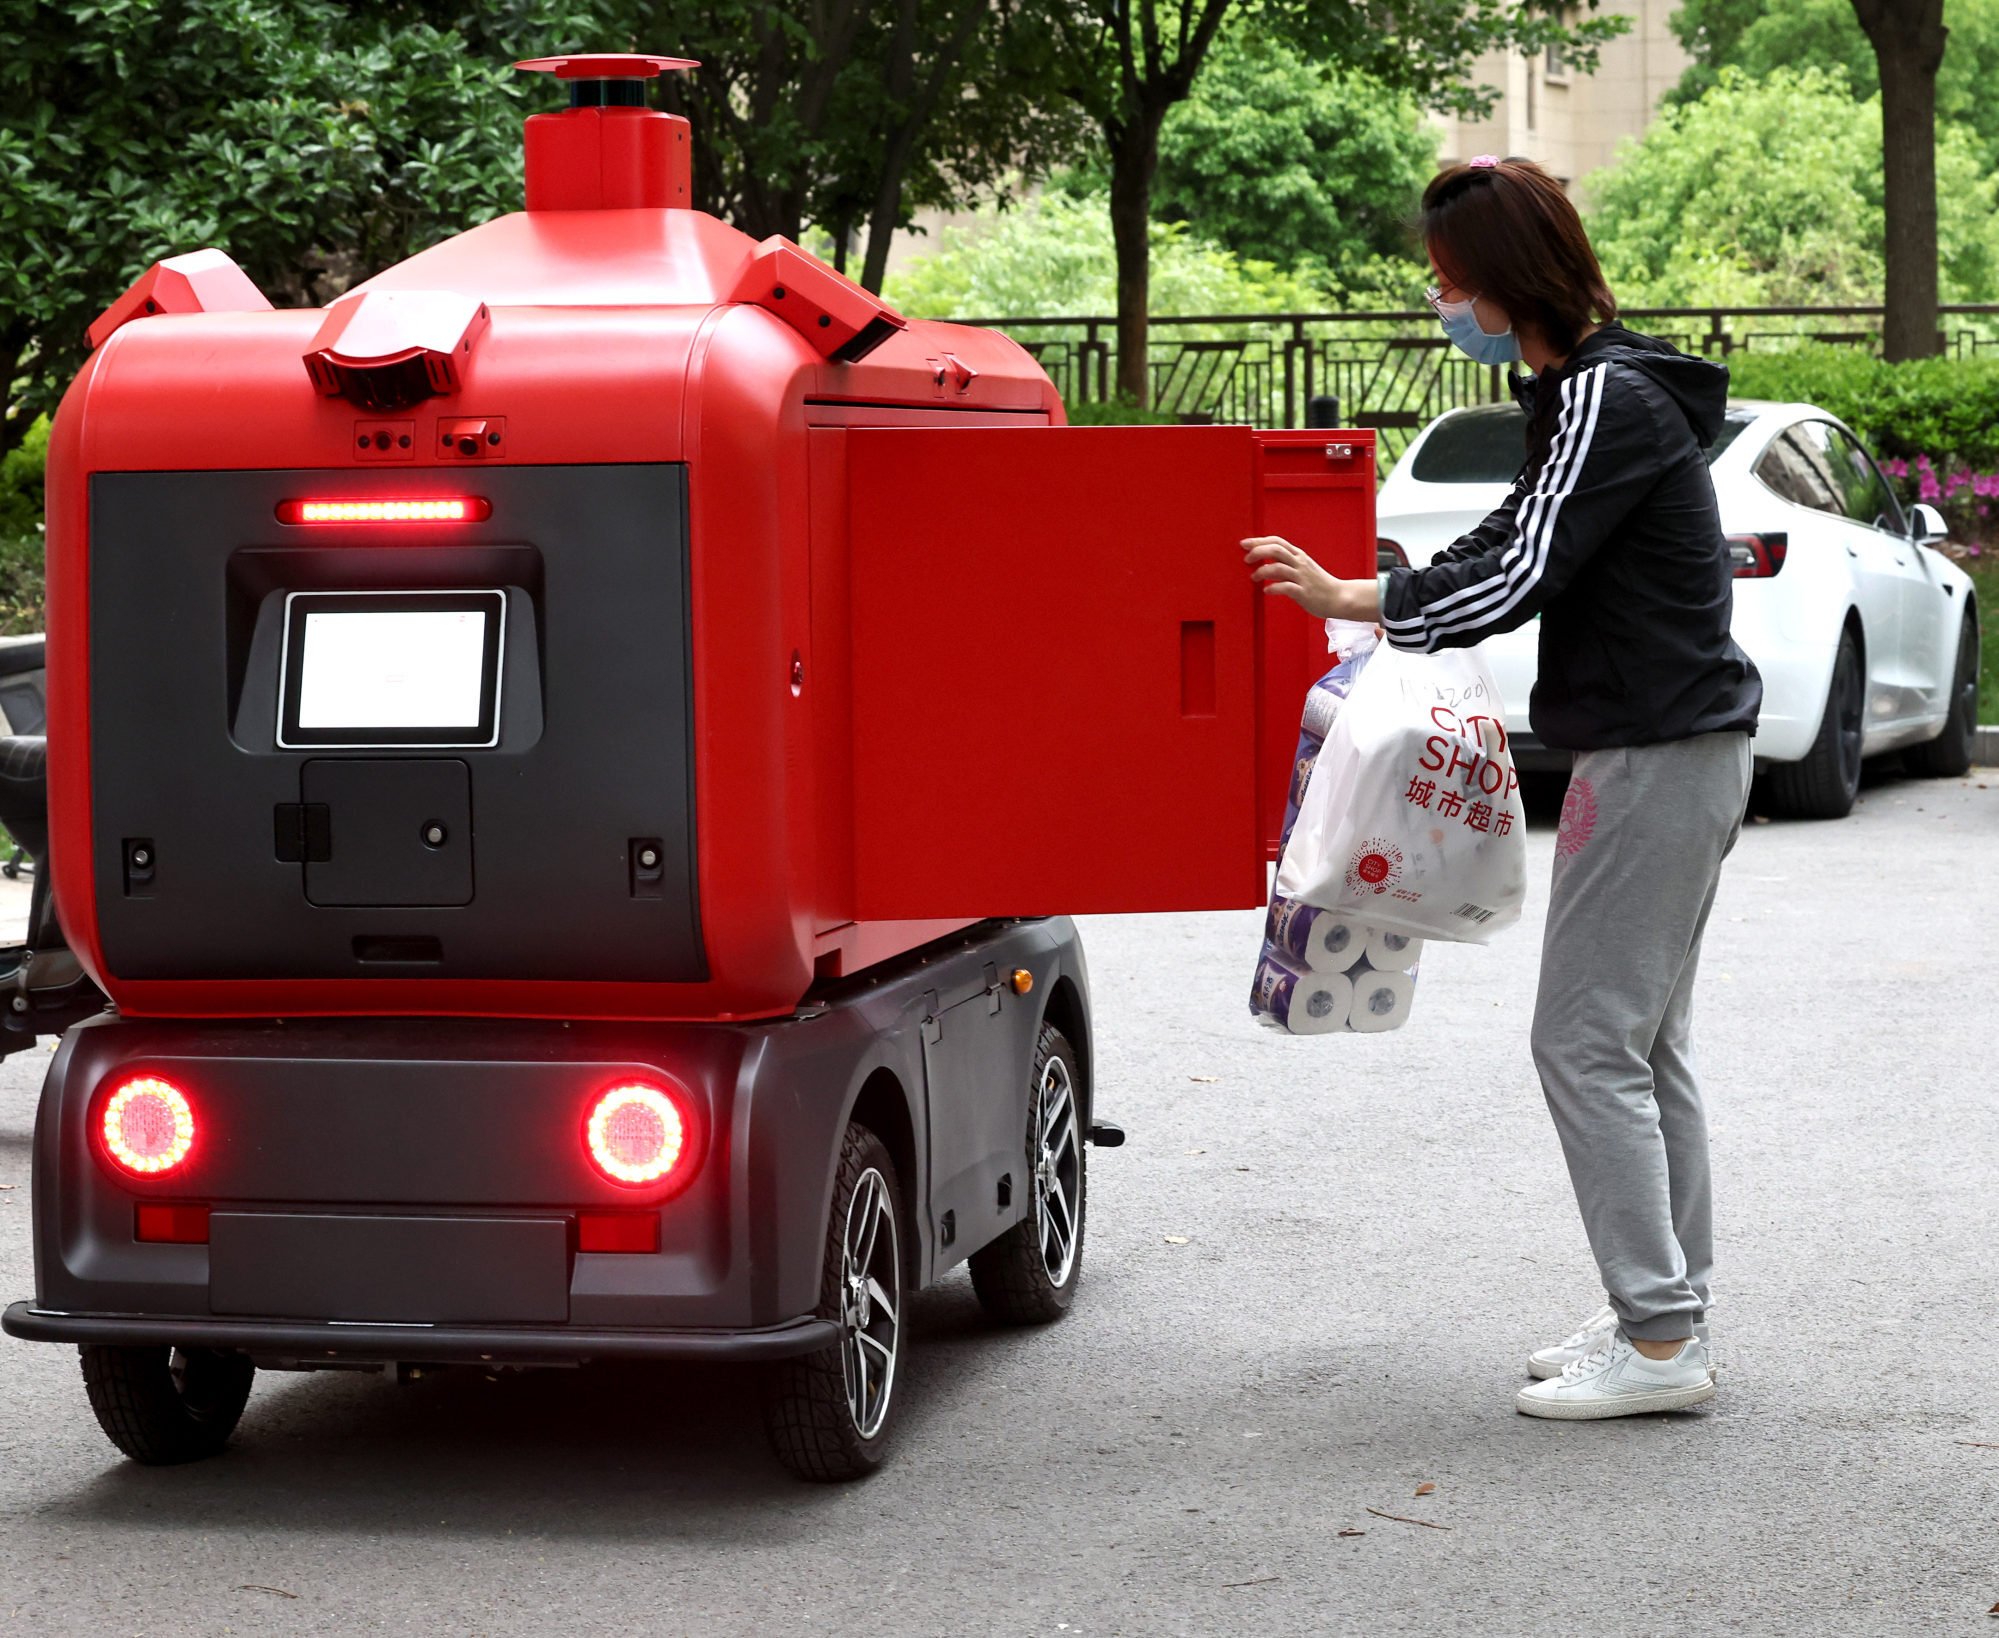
[88,464,704,983]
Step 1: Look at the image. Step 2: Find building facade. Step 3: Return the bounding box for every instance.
[1429,0,1691,195]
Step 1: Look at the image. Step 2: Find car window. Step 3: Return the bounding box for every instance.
[1754,428,1843,515]
[1707,412,1754,463]
[1408,408,1527,484]
[1826,424,1907,535]
[1412,403,1751,486]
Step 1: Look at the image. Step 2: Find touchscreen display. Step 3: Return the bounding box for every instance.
[278,591,505,748]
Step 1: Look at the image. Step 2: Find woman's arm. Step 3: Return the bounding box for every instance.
[1239,471,1530,623]
[1379,363,1657,653]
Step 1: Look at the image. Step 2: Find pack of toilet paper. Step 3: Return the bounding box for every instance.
[1249,622,1421,1036]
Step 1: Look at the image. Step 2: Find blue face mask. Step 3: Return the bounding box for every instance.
[1433,293,1521,366]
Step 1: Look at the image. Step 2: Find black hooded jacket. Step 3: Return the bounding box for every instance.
[1381,323,1762,750]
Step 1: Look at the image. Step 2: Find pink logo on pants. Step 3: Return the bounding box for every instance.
[1556,777,1598,858]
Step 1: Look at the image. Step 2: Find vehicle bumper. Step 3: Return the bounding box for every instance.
[1,1302,836,1365]
[7,919,1090,1361]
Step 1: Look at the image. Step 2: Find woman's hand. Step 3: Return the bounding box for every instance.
[1240,536,1381,621]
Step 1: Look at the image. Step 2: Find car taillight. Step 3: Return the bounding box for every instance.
[100,1076,196,1176]
[1727,532,1788,578]
[585,1082,687,1187]
[276,497,491,525]
[1377,537,1409,571]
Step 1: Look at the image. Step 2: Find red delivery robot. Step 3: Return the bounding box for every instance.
[0,54,1374,1480]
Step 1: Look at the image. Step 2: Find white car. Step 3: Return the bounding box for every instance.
[1375,400,1982,817]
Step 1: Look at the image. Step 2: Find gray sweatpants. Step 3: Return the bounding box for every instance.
[1530,731,1753,1341]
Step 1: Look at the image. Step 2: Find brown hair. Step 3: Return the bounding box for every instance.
[1421,158,1616,356]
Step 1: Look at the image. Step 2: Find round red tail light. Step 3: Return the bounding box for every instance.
[586,1083,686,1186]
[101,1076,196,1176]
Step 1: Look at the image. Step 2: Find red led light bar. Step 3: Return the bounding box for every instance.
[276,497,491,525]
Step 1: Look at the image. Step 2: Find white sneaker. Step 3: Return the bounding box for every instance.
[1527,1304,1618,1380]
[1516,1332,1716,1420]
[1528,1306,1716,1380]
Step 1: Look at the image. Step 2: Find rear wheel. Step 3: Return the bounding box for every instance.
[763,1123,906,1481]
[1764,627,1865,819]
[969,1024,1085,1325]
[78,1344,254,1465]
[1903,609,1979,778]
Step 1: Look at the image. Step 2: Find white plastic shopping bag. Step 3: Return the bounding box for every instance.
[1273,639,1527,944]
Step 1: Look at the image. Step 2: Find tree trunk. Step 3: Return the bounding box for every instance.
[1108,113,1163,407]
[1852,0,1948,360]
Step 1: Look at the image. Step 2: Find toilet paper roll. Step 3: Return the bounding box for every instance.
[1266,898,1368,973]
[1346,963,1417,1033]
[1364,927,1424,972]
[1250,951,1353,1035]
[1301,679,1345,741]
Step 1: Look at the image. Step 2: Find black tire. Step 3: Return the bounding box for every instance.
[1903,609,1979,779]
[1764,626,1865,819]
[969,1024,1085,1325]
[763,1123,907,1482]
[78,1344,254,1465]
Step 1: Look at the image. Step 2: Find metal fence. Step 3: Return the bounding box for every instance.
[964,305,1999,462]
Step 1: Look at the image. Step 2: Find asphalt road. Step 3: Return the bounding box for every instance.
[1,763,1994,1636]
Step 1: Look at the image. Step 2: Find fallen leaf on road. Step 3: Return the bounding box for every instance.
[1337,1528,1366,1538]
[1188,1075,1219,1084]
[240,1586,299,1600]
[1752,815,1771,825]
[1164,1235,1190,1245]
[1988,1601,1998,1617]
[1185,1147,1206,1156]
[1957,1441,1999,1450]
[1222,1576,1281,1589]
[1414,1482,1436,1497]
[1366,1507,1451,1531]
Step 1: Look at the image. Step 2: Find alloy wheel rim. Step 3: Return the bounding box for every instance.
[1033,1057,1082,1287]
[838,1167,899,1441]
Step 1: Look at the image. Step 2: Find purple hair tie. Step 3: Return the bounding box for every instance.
[1469,153,1501,169]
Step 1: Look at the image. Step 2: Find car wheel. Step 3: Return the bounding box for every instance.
[969,1023,1086,1325]
[762,1122,906,1482]
[78,1344,254,1465]
[1902,609,1979,779]
[1764,626,1865,819]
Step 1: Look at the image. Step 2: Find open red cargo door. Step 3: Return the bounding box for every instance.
[1253,432,1378,853]
[846,425,1267,919]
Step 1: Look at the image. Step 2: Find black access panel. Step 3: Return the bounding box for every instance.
[86,465,707,983]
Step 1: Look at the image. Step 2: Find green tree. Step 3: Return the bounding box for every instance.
[0,0,601,458]
[1146,32,1438,286]
[1585,68,1999,308]
[1035,0,1629,407]
[625,1,1090,291]
[1668,0,1996,359]
[884,189,1336,319]
[1669,0,1999,168]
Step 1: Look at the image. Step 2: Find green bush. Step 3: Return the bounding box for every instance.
[1060,396,1185,426]
[0,416,48,539]
[1723,347,1999,472]
[0,415,46,633]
